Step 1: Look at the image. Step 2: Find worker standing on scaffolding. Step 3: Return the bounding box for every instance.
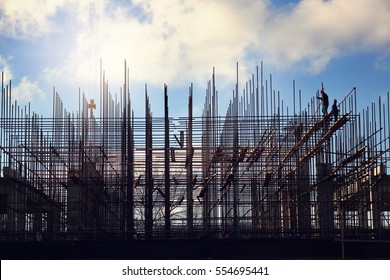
[317,89,329,116]
[331,99,339,122]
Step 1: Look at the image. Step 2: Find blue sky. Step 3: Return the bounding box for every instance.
[1,0,390,118]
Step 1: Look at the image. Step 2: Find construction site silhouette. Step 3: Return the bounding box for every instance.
[1,62,390,259]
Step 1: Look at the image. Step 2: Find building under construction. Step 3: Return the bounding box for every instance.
[1,62,390,258]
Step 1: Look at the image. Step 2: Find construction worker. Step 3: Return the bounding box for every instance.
[317,89,329,116]
[331,99,339,122]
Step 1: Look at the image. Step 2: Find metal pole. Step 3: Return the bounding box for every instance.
[164,84,171,238]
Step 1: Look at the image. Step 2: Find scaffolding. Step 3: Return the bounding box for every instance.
[1,62,390,241]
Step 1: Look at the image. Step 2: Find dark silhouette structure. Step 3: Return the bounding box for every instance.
[1,62,390,259]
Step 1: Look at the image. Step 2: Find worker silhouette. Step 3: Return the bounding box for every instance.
[317,89,329,116]
[331,99,339,122]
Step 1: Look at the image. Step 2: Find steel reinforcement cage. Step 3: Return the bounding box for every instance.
[1,62,390,241]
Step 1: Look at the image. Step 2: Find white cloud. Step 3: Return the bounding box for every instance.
[0,0,104,39]
[0,55,45,102]
[1,55,45,103]
[50,1,390,85]
[260,0,390,73]
[42,0,269,95]
[3,0,390,100]
[0,55,14,82]
[1,0,60,38]
[12,76,45,102]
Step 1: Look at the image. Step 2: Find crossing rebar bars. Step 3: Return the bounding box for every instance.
[0,62,390,241]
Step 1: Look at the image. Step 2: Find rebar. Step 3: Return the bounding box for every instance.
[0,61,390,241]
